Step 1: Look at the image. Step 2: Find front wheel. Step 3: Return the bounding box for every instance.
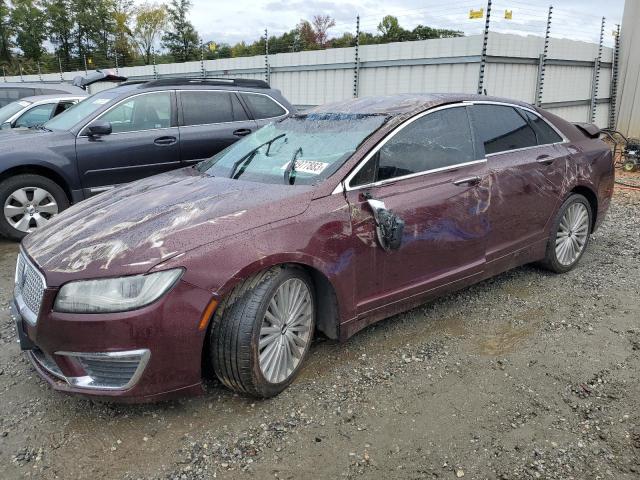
[0,174,69,241]
[210,266,316,398]
[541,193,592,273]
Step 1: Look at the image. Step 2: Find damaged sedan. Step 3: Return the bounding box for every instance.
[12,94,614,402]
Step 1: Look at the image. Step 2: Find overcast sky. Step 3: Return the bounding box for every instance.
[179,0,625,47]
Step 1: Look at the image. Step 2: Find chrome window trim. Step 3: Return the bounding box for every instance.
[177,89,289,128]
[77,90,174,138]
[462,100,569,147]
[333,103,484,194]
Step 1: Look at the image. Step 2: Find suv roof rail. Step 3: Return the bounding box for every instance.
[141,77,271,89]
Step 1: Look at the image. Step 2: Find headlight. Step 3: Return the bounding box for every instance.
[54,269,183,314]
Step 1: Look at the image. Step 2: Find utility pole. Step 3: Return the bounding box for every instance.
[264,28,270,84]
[589,16,605,123]
[477,0,492,94]
[535,6,553,106]
[353,14,361,98]
[609,24,621,129]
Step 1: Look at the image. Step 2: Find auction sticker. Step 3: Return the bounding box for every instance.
[282,160,329,175]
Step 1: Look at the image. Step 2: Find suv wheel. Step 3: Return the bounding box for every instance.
[0,174,69,241]
[210,266,315,398]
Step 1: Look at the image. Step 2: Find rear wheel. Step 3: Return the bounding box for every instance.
[210,266,315,398]
[0,174,69,241]
[541,194,592,273]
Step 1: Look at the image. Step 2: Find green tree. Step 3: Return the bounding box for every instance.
[0,0,13,62]
[11,0,47,61]
[377,15,409,42]
[162,0,199,62]
[411,24,463,40]
[44,0,74,67]
[134,1,166,64]
[113,0,135,65]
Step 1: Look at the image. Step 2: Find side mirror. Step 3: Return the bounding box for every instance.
[87,121,112,137]
[366,198,405,252]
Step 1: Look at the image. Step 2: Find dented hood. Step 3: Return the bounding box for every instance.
[23,167,313,285]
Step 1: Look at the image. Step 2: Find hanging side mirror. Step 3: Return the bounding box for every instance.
[366,197,405,252]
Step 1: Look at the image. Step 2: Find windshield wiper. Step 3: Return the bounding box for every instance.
[283,147,303,185]
[228,133,286,179]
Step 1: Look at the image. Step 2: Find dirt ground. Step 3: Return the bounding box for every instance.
[0,188,638,480]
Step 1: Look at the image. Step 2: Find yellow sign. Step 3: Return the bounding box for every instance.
[87,57,93,65]
[208,42,217,52]
[505,9,513,20]
[469,8,484,19]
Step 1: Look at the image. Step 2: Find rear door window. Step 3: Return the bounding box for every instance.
[180,91,247,126]
[520,109,563,145]
[351,106,476,186]
[240,92,287,119]
[469,104,537,155]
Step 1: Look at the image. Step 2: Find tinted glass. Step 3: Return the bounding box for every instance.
[181,91,246,125]
[470,105,537,155]
[351,107,475,186]
[100,92,171,133]
[15,103,56,127]
[521,109,562,145]
[0,100,31,123]
[240,92,286,119]
[198,113,387,185]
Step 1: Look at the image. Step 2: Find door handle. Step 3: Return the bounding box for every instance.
[154,136,177,146]
[233,128,252,137]
[452,176,482,186]
[537,154,553,165]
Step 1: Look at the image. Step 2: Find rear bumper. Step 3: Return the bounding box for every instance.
[12,279,214,402]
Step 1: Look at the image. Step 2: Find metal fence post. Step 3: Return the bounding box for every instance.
[477,0,492,94]
[58,54,64,81]
[84,54,88,75]
[264,28,270,84]
[115,52,119,75]
[590,16,605,123]
[536,5,553,106]
[353,14,360,98]
[2,66,6,82]
[152,47,158,79]
[37,61,43,81]
[200,41,206,78]
[19,64,24,82]
[608,24,621,129]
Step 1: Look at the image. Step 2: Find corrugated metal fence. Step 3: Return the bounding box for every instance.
[3,32,614,128]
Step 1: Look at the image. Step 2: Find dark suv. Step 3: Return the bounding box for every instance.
[0,78,294,240]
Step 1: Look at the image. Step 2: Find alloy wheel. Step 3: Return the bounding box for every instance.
[258,278,313,384]
[555,202,589,266]
[3,187,59,233]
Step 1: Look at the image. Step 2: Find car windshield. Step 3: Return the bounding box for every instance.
[197,113,388,185]
[0,100,30,123]
[44,91,119,131]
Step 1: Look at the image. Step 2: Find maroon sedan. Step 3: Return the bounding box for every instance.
[12,94,614,402]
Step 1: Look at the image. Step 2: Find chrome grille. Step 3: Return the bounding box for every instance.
[14,252,46,322]
[77,355,143,388]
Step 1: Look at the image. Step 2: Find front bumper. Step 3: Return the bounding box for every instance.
[11,279,214,402]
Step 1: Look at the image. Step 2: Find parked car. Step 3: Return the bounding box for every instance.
[0,77,293,240]
[12,94,614,402]
[0,82,86,108]
[0,95,85,130]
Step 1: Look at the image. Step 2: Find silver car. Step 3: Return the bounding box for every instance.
[0,95,86,130]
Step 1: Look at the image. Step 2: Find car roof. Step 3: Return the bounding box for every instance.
[0,82,87,94]
[18,94,86,103]
[306,93,533,117]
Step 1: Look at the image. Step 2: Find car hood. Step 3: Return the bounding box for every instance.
[23,168,313,285]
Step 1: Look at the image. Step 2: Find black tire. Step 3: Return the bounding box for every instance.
[210,265,316,398]
[0,174,69,241]
[540,193,592,274]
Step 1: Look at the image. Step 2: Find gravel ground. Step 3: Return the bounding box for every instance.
[0,189,638,480]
